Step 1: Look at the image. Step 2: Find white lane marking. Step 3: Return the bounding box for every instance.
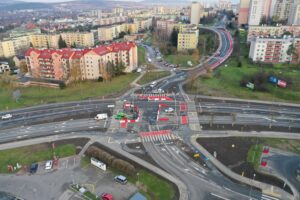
[261,194,279,200]
[210,193,230,200]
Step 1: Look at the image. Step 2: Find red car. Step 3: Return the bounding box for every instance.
[101,193,113,200]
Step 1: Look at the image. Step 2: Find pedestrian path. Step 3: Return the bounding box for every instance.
[186,100,202,131]
[139,130,177,142]
[107,100,123,132]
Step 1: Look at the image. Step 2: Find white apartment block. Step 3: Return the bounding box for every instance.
[249,36,300,63]
[190,2,203,25]
[248,0,265,26]
[247,25,300,42]
[288,1,300,25]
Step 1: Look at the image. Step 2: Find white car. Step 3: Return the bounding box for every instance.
[165,107,174,113]
[45,160,53,170]
[1,114,12,120]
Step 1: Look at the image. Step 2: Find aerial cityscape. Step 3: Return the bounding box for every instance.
[0,0,300,200]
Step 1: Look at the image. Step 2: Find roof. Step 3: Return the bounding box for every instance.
[38,49,54,59]
[25,42,136,58]
[129,192,147,200]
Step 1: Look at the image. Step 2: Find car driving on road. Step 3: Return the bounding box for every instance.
[1,114,12,120]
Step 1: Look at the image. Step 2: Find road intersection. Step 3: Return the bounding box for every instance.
[0,25,299,200]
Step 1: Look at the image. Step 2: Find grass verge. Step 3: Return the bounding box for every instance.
[138,46,146,66]
[165,54,200,68]
[185,57,300,103]
[137,71,171,85]
[247,144,263,169]
[0,73,139,110]
[0,144,76,173]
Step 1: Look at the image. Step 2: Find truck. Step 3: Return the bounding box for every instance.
[94,113,108,120]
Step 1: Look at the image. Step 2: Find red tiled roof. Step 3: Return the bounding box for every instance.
[25,42,136,59]
[25,48,40,57]
[38,49,54,59]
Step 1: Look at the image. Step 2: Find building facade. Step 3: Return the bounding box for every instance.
[249,36,300,63]
[288,1,300,25]
[177,25,199,51]
[190,2,204,25]
[247,25,300,42]
[238,0,251,25]
[25,42,138,80]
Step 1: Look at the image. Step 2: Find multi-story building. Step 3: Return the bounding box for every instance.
[60,32,94,47]
[288,1,300,25]
[248,0,268,26]
[98,26,117,41]
[177,25,199,51]
[238,0,251,25]
[133,18,152,31]
[190,1,204,25]
[96,16,127,26]
[249,36,300,63]
[29,34,60,49]
[218,0,232,10]
[247,25,300,42]
[98,23,138,42]
[25,42,138,80]
[29,33,95,49]
[0,36,30,58]
[271,0,293,21]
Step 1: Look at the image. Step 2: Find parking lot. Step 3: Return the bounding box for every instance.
[0,156,138,200]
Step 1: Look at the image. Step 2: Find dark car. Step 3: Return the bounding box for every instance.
[30,163,38,173]
[148,116,156,125]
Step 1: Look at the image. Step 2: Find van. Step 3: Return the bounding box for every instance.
[114,175,127,184]
[95,113,108,120]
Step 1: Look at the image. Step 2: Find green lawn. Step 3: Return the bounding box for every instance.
[137,71,171,85]
[247,144,263,169]
[0,73,139,111]
[127,169,176,200]
[186,57,300,103]
[138,46,146,66]
[0,144,76,173]
[165,54,200,68]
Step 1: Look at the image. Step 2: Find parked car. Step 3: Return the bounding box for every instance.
[114,175,127,184]
[1,114,12,120]
[30,163,38,174]
[101,193,113,200]
[45,160,53,170]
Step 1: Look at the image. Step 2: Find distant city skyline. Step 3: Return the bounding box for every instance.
[21,0,239,3]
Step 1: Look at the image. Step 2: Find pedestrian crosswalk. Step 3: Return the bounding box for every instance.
[261,194,280,200]
[139,130,177,142]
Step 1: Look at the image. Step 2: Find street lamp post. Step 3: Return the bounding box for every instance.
[249,173,256,199]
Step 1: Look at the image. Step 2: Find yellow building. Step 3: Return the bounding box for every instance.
[29,34,60,48]
[0,36,30,58]
[98,26,116,41]
[60,32,94,47]
[177,25,199,51]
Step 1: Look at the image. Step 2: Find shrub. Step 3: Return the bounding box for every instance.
[59,82,66,89]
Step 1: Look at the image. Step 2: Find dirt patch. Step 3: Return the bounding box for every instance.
[197,137,293,195]
[201,124,300,133]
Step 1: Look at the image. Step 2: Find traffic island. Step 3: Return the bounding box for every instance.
[192,135,299,200]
